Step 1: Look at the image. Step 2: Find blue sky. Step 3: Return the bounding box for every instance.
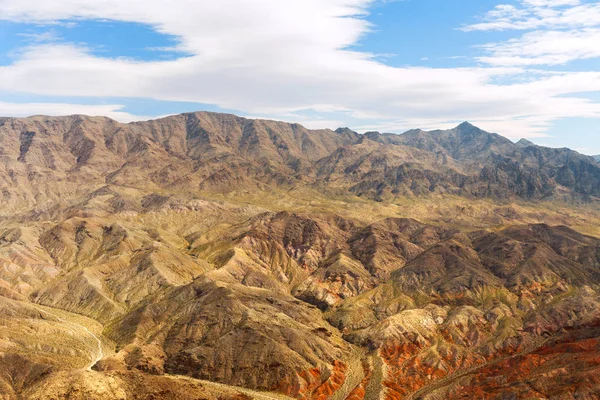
[0,0,599,154]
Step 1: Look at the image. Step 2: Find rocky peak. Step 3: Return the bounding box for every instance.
[453,121,508,143]
[363,131,383,142]
[516,138,536,148]
[334,127,358,136]
[455,121,478,131]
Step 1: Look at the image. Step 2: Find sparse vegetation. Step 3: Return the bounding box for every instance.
[1,113,600,399]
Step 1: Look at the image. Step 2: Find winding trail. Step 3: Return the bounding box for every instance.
[30,303,104,371]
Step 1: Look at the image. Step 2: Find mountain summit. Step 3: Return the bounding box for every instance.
[516,138,536,147]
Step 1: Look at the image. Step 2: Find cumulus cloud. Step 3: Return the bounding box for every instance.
[0,0,598,139]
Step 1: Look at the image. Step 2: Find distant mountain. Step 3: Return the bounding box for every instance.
[594,154,600,162]
[0,112,599,213]
[322,120,600,201]
[516,138,535,148]
[2,111,600,399]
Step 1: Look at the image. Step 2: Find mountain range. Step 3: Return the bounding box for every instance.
[1,112,600,400]
[1,112,599,213]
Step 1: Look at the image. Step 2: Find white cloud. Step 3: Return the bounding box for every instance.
[0,0,598,140]
[464,0,600,68]
[16,30,60,43]
[0,101,150,122]
[478,28,600,66]
[523,0,581,6]
[463,0,600,31]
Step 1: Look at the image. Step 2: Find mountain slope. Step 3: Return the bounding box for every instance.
[1,112,599,215]
[1,111,600,399]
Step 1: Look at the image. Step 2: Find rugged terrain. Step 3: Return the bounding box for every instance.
[1,111,600,399]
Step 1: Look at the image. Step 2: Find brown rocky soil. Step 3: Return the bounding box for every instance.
[1,112,600,399]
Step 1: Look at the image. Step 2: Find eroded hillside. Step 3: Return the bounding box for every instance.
[1,112,600,399]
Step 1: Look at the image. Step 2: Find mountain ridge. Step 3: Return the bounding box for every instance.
[1,111,599,215]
